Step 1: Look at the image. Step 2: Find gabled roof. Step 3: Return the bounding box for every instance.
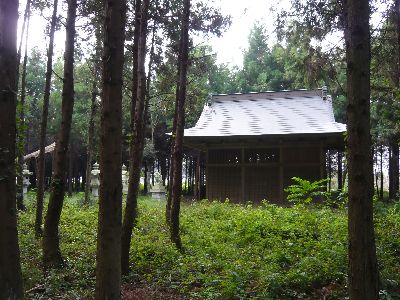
[184,89,346,138]
[24,142,56,160]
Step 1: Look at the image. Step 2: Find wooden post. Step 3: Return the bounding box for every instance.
[195,152,200,200]
[206,149,209,200]
[320,141,326,179]
[241,146,245,203]
[279,144,284,203]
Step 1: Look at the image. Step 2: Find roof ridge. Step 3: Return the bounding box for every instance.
[211,89,323,102]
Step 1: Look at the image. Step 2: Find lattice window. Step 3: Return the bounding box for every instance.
[244,148,279,164]
[208,149,241,164]
[282,146,320,164]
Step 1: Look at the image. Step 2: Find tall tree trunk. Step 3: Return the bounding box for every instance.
[143,162,148,194]
[170,0,190,250]
[389,139,399,199]
[166,29,185,224]
[16,2,31,211]
[95,0,126,296]
[35,0,59,237]
[84,87,98,203]
[68,147,73,197]
[42,0,77,269]
[121,0,149,276]
[380,145,384,201]
[0,0,24,297]
[374,147,379,197]
[84,47,100,205]
[345,0,380,298]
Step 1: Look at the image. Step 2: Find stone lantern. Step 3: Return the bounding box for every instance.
[122,164,128,194]
[90,162,100,197]
[22,163,32,200]
[149,171,166,200]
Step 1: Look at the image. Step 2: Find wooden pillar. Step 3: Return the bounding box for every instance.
[241,147,245,203]
[279,144,284,203]
[195,152,200,200]
[205,149,209,200]
[320,141,326,179]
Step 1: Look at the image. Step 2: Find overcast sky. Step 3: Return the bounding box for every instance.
[206,0,280,67]
[19,0,283,67]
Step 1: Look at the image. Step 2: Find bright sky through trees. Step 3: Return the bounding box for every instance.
[19,0,285,67]
[207,0,280,66]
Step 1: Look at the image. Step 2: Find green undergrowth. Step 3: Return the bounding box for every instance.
[18,192,400,299]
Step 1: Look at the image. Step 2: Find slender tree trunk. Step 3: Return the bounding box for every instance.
[0,0,24,297]
[35,0,58,237]
[84,89,97,204]
[16,3,31,210]
[166,40,184,224]
[84,52,100,205]
[121,0,149,276]
[374,147,379,197]
[95,0,126,296]
[144,162,148,194]
[338,151,343,190]
[380,145,384,201]
[68,147,73,197]
[170,0,191,250]
[389,139,399,199]
[345,0,380,298]
[42,0,77,269]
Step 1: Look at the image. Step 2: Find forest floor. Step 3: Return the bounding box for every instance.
[18,193,400,299]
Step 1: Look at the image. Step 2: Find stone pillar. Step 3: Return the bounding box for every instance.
[90,162,100,197]
[22,163,32,201]
[122,164,128,194]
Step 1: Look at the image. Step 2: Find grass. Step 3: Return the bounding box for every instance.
[18,192,400,299]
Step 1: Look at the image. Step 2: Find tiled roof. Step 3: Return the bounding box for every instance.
[184,89,346,137]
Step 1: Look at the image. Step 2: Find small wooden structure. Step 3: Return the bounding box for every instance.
[184,89,346,204]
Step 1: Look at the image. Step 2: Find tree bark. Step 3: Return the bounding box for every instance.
[345,0,380,298]
[95,0,126,297]
[388,138,399,199]
[84,45,100,205]
[0,0,24,297]
[68,146,73,197]
[35,0,59,238]
[16,2,31,211]
[380,145,384,201]
[42,0,77,269]
[170,0,191,250]
[121,0,149,276]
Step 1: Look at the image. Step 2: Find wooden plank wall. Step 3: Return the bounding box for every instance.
[206,144,323,204]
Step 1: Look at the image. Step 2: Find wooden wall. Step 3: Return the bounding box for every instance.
[206,143,323,204]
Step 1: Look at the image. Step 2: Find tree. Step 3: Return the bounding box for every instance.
[42,0,77,268]
[345,0,379,298]
[95,0,126,297]
[16,0,31,211]
[0,0,24,297]
[84,44,101,205]
[370,0,400,200]
[170,0,190,250]
[35,0,59,237]
[121,0,150,276]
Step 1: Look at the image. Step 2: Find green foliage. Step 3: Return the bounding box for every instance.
[285,177,329,205]
[18,193,400,299]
